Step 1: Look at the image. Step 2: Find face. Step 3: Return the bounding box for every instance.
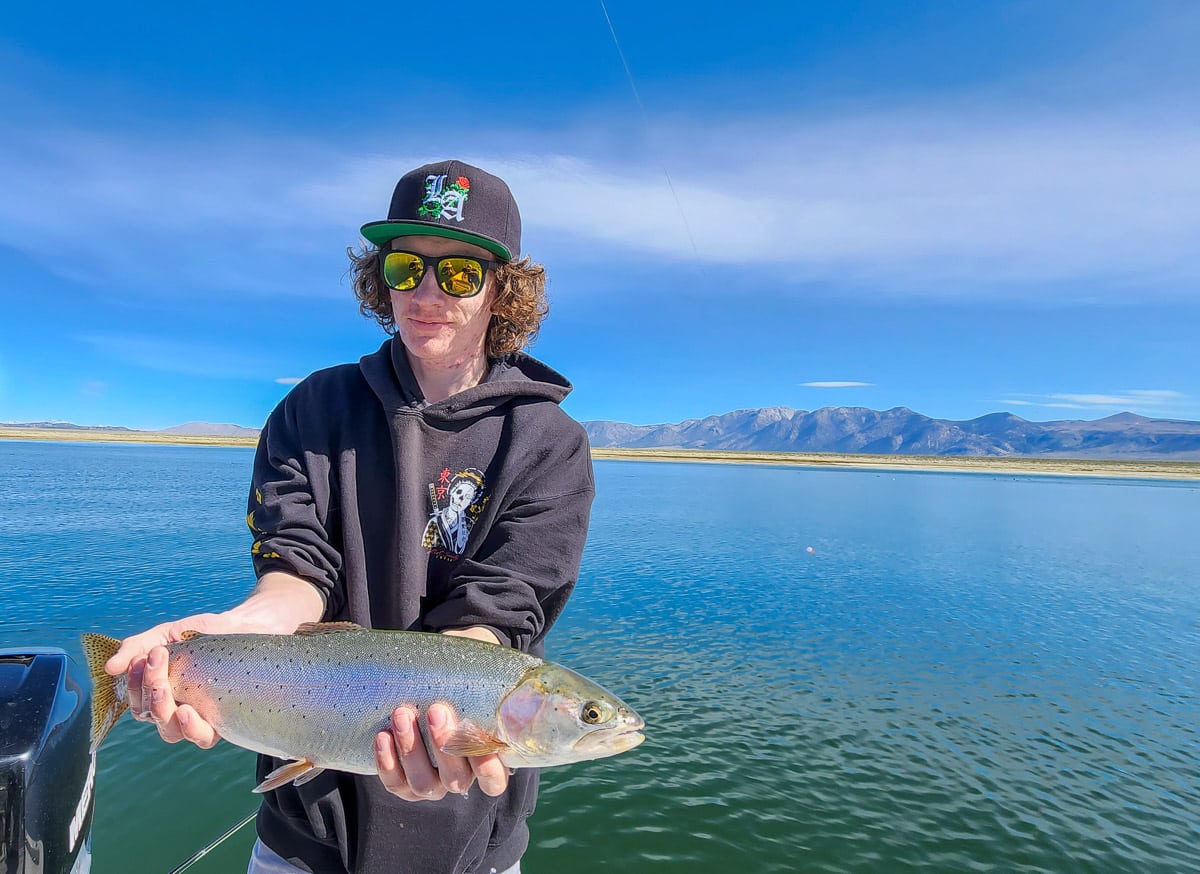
[448,480,477,511]
[387,235,496,369]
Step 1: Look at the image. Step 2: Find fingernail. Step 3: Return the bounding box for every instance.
[147,649,163,669]
[150,687,162,704]
[427,706,444,730]
[393,712,413,751]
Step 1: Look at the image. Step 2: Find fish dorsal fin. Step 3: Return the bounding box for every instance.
[179,630,205,641]
[253,758,324,794]
[294,621,365,636]
[439,721,509,758]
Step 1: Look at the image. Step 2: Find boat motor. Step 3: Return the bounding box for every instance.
[0,648,94,874]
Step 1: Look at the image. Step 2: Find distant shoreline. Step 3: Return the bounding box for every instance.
[0,426,259,448]
[4,427,1198,481]
[592,448,1200,481]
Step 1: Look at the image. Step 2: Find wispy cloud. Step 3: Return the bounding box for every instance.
[999,390,1192,415]
[274,377,303,385]
[3,73,1199,301]
[802,381,873,388]
[1051,391,1185,406]
[510,110,1200,291]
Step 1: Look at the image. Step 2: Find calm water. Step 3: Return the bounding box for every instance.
[1,440,1198,873]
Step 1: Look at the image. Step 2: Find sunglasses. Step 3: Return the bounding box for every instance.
[380,250,499,298]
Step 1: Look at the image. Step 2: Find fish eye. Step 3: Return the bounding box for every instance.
[581,700,613,725]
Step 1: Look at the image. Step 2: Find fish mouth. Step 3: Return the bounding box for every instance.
[573,719,646,757]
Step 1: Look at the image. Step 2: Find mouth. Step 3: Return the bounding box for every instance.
[574,725,646,756]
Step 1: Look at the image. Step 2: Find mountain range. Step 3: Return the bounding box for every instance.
[7,408,1200,460]
[582,408,1200,460]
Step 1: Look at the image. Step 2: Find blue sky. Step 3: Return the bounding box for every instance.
[2,1,1197,429]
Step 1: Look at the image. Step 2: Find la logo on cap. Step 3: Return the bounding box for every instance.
[418,174,471,223]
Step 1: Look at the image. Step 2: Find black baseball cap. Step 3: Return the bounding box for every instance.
[360,160,522,261]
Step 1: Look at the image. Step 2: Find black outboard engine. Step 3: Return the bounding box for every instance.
[0,648,94,874]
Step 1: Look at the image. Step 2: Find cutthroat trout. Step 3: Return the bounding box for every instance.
[83,623,645,793]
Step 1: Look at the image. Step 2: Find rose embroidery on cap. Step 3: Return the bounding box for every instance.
[418,174,470,223]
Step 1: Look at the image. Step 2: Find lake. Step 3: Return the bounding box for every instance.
[1,440,1197,872]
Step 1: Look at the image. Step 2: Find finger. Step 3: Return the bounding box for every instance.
[427,703,474,796]
[176,705,220,750]
[106,625,167,676]
[127,658,149,720]
[470,754,510,797]
[106,637,146,677]
[375,730,416,800]
[143,646,185,742]
[392,707,444,801]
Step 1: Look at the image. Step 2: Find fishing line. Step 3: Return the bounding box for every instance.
[598,0,700,257]
[166,808,258,874]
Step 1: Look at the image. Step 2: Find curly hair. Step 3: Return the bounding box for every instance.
[347,245,549,357]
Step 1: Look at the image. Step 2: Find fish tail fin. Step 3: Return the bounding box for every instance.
[81,633,129,752]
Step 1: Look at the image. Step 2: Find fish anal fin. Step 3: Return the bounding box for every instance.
[294,621,365,636]
[440,721,509,758]
[292,765,326,787]
[254,758,323,794]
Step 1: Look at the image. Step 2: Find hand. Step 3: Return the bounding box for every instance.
[374,703,509,801]
[106,613,234,749]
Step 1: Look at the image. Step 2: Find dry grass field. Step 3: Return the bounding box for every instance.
[0,427,260,448]
[592,447,1200,481]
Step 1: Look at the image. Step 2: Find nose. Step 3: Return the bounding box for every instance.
[409,266,445,304]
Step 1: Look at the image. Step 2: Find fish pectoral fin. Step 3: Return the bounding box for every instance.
[439,722,509,758]
[294,621,366,636]
[253,758,323,794]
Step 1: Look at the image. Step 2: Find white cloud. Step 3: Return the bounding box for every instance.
[801,381,872,388]
[1050,391,1186,406]
[274,377,303,385]
[1000,390,1192,415]
[503,109,1200,292]
[3,83,1199,301]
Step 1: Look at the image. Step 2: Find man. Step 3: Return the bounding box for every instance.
[106,160,595,873]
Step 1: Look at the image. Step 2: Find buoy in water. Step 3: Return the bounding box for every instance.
[805,546,815,555]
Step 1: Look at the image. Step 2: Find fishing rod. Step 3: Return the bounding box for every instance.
[167,809,258,874]
[598,0,700,257]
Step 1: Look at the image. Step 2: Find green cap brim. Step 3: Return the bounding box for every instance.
[360,221,512,261]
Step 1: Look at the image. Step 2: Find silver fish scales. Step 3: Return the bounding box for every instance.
[83,623,645,793]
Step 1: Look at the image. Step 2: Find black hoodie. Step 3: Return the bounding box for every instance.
[245,338,595,873]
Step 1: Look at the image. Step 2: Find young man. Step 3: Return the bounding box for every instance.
[106,160,595,874]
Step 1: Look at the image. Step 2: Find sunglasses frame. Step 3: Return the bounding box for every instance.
[380,249,500,299]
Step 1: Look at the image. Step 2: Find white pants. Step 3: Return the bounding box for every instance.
[247,838,521,874]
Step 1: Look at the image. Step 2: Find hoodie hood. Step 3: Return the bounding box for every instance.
[359,338,572,421]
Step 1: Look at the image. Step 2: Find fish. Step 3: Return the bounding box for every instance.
[82,622,645,793]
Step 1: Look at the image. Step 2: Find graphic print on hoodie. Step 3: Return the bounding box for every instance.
[422,466,489,559]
